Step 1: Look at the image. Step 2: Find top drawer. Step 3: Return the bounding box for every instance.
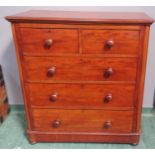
[19,28,79,54]
[81,29,140,54]
[18,27,140,55]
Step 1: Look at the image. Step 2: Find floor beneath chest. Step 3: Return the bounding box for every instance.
[0,106,155,149]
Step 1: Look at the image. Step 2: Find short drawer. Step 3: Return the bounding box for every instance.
[19,28,79,53]
[32,109,133,133]
[81,30,140,54]
[24,56,137,82]
[28,83,135,109]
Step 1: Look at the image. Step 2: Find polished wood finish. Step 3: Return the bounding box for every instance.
[6,10,154,145]
[28,83,135,109]
[47,67,56,77]
[5,10,154,24]
[19,28,78,53]
[32,109,133,133]
[23,56,137,82]
[81,30,139,54]
[49,92,58,102]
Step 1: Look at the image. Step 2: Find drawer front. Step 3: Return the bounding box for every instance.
[19,28,79,53]
[28,83,135,109]
[32,109,133,133]
[81,30,140,54]
[24,56,137,82]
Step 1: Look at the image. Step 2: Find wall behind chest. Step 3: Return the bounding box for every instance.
[0,6,155,107]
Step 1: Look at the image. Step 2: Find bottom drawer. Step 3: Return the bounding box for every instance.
[32,109,133,133]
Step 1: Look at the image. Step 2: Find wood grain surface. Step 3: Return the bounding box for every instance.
[23,56,138,82]
[28,83,135,109]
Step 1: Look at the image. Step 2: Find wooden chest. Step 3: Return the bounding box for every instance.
[0,65,9,124]
[6,10,154,145]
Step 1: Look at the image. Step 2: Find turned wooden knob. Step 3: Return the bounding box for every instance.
[104,68,113,78]
[49,92,58,102]
[44,39,53,49]
[105,39,114,48]
[104,121,112,129]
[52,120,61,128]
[47,67,56,77]
[104,93,112,103]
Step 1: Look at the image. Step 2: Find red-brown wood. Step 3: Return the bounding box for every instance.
[6,10,154,145]
[27,129,140,144]
[23,56,138,82]
[133,26,151,133]
[81,29,140,54]
[5,10,154,24]
[16,23,142,30]
[32,109,133,133]
[27,83,135,109]
[11,23,34,130]
[19,28,79,53]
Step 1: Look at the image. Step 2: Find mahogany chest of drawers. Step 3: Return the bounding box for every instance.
[6,10,154,145]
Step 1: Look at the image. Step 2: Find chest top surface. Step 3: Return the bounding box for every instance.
[5,10,154,24]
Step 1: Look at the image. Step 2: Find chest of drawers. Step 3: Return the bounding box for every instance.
[6,10,154,145]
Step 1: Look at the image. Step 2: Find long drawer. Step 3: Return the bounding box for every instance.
[32,109,134,133]
[23,56,138,82]
[28,83,135,109]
